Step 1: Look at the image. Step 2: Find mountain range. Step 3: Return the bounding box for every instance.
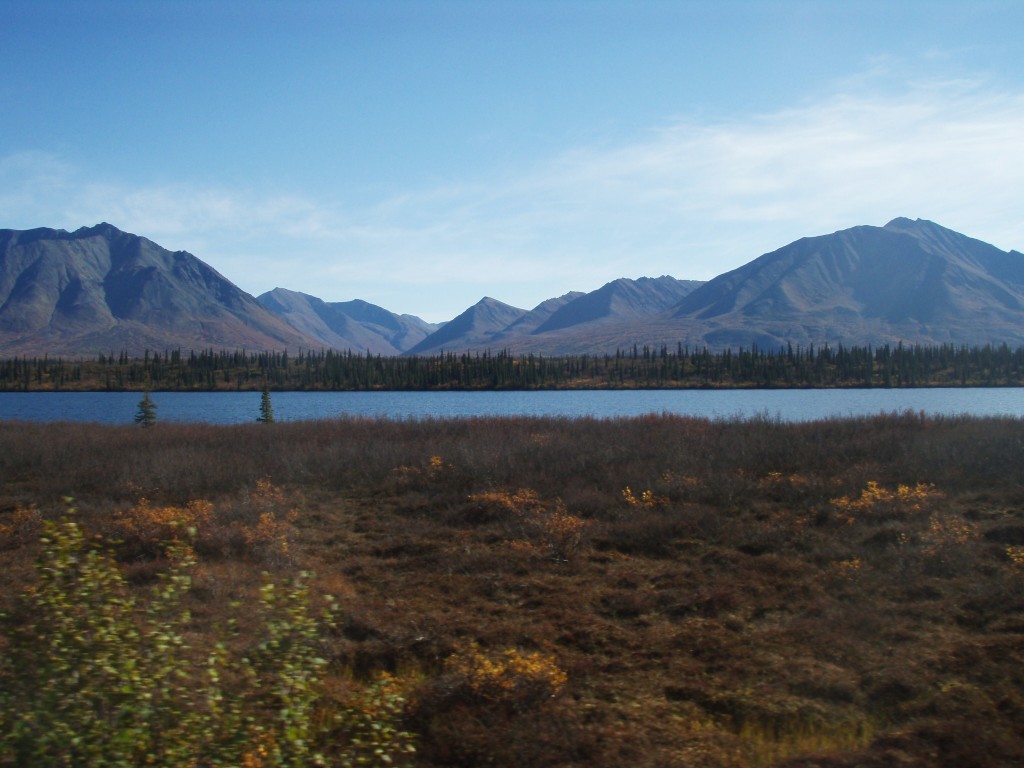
[1,217,1022,357]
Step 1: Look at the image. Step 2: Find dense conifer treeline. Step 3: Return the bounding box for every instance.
[3,342,1024,391]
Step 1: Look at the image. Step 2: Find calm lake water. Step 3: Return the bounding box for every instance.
[2,388,1024,425]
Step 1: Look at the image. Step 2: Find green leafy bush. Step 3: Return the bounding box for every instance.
[0,516,198,766]
[0,514,414,768]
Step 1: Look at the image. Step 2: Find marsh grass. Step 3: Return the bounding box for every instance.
[2,412,1024,766]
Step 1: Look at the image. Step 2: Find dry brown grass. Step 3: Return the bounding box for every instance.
[2,412,1024,766]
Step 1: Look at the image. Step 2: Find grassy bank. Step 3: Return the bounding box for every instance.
[2,413,1024,766]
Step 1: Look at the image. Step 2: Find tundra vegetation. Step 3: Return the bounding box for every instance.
[1,412,1023,766]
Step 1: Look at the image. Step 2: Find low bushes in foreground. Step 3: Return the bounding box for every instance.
[0,513,417,768]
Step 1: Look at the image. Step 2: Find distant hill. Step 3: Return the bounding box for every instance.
[405,277,704,355]
[0,223,317,356]
[405,297,527,355]
[256,288,439,356]
[534,276,702,334]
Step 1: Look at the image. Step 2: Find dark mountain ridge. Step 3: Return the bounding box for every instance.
[2,218,1022,357]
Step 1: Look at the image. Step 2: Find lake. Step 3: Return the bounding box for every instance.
[2,388,1024,424]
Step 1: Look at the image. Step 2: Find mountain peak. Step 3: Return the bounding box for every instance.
[475,296,519,309]
[75,222,125,239]
[883,217,952,236]
[884,216,919,229]
[404,296,526,355]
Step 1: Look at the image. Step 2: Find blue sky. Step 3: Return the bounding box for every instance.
[3,0,1023,322]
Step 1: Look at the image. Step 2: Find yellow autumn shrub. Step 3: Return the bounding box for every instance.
[830,481,943,523]
[442,641,567,712]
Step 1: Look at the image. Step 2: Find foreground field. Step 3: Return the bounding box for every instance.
[2,413,1024,766]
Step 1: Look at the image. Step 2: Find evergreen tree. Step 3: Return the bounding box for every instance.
[134,389,158,427]
[258,384,275,424]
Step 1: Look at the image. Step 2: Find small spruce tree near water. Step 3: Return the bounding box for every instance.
[258,383,274,424]
[134,388,158,427]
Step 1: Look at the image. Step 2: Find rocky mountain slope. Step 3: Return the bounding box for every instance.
[647,217,1024,350]
[0,223,316,356]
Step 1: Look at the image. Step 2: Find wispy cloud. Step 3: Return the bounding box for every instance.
[489,74,1024,267]
[3,71,1023,320]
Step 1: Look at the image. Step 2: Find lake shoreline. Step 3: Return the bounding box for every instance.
[3,387,1024,425]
